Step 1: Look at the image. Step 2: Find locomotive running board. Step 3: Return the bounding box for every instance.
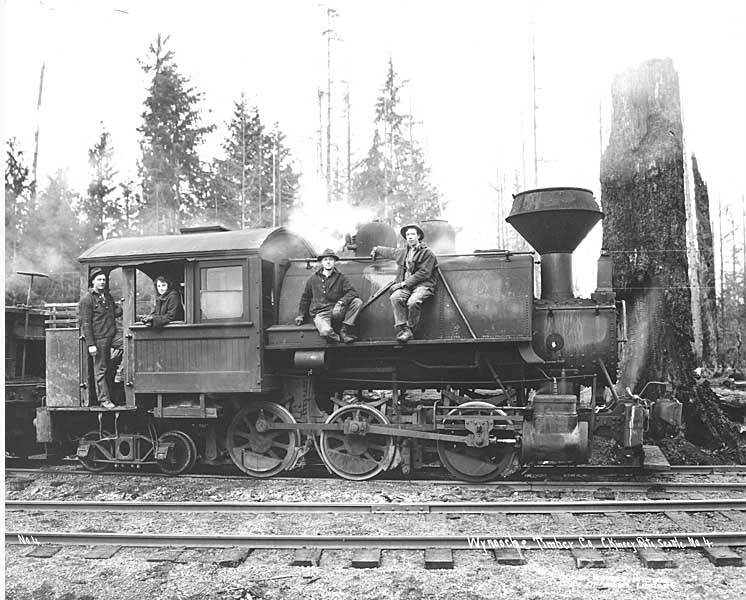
[518,342,544,364]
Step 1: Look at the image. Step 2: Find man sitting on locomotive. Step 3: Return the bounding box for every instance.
[79,267,122,409]
[295,249,363,344]
[140,275,184,327]
[371,223,437,343]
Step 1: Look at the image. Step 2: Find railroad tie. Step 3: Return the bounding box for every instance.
[216,547,252,568]
[424,548,453,569]
[701,546,744,567]
[83,545,121,560]
[492,547,526,565]
[292,548,322,567]
[571,548,606,569]
[351,548,381,568]
[549,513,606,569]
[636,547,677,569]
[146,546,187,563]
[25,545,61,558]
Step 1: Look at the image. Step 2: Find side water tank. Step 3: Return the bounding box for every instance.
[354,221,398,256]
[420,219,456,253]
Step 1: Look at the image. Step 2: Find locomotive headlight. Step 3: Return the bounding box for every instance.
[546,333,564,352]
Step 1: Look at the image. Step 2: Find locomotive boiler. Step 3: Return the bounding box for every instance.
[35,187,680,481]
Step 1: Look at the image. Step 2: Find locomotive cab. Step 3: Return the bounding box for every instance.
[37,226,315,474]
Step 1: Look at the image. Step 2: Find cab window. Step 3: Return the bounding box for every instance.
[199,263,245,321]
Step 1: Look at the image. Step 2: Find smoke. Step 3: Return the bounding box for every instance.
[286,175,375,252]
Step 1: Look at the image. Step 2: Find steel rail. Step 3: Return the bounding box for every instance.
[6,470,746,492]
[8,464,746,478]
[6,498,746,514]
[6,531,746,549]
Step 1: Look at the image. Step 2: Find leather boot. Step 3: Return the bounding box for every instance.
[396,326,413,343]
[340,325,357,344]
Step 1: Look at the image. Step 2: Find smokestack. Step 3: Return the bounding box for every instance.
[506,187,603,301]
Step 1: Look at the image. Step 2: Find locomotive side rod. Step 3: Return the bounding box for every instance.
[266,422,517,444]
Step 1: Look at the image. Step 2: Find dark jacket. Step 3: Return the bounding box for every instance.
[148,289,184,327]
[376,243,438,290]
[298,267,359,317]
[79,289,122,343]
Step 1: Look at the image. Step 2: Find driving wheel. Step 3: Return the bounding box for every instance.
[319,404,395,481]
[437,401,519,482]
[227,402,300,478]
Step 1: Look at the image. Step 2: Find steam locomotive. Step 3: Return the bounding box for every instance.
[34,187,681,481]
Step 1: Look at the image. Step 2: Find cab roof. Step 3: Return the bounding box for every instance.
[79,227,316,266]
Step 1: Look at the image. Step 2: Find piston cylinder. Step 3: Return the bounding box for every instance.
[521,394,590,463]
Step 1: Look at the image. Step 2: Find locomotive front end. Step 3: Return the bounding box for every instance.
[508,187,616,463]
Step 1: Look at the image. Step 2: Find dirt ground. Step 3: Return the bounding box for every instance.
[5,468,746,600]
[5,384,746,599]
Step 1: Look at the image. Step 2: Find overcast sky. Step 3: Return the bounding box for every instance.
[3,0,745,268]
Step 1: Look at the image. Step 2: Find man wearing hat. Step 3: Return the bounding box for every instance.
[78,267,122,408]
[371,224,437,343]
[295,249,363,343]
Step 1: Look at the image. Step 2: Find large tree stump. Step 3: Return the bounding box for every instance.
[600,59,742,460]
[692,155,719,369]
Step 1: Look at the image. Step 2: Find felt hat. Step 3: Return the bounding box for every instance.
[399,223,424,241]
[317,248,340,261]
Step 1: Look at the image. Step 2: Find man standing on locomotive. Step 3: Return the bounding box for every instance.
[295,249,363,344]
[371,223,437,343]
[79,267,122,408]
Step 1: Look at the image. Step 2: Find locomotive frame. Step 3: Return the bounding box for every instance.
[35,187,680,481]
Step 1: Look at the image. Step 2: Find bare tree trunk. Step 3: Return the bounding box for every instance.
[600,59,742,460]
[692,154,719,368]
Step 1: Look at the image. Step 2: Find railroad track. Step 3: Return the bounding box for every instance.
[7,498,746,568]
[7,463,746,479]
[7,498,746,513]
[6,470,746,493]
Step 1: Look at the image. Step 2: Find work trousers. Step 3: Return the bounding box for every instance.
[313,297,363,336]
[390,286,433,330]
[91,336,113,405]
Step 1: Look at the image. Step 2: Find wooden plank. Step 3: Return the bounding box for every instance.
[636,547,677,569]
[664,511,698,530]
[551,512,579,528]
[351,548,381,568]
[83,545,121,559]
[424,548,454,569]
[702,546,744,567]
[642,445,671,471]
[292,548,322,567]
[571,548,606,569]
[646,486,672,500]
[25,545,61,558]
[215,547,251,567]
[593,487,616,500]
[718,511,746,526]
[493,547,526,565]
[146,547,186,563]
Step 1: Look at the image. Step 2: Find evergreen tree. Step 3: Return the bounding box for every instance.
[80,124,120,243]
[23,171,84,280]
[212,96,299,228]
[351,59,441,226]
[138,34,214,233]
[5,138,33,269]
[115,179,146,237]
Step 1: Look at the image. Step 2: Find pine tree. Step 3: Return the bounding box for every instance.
[22,171,84,283]
[80,124,120,243]
[351,59,441,227]
[5,138,33,269]
[138,34,214,233]
[212,96,299,228]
